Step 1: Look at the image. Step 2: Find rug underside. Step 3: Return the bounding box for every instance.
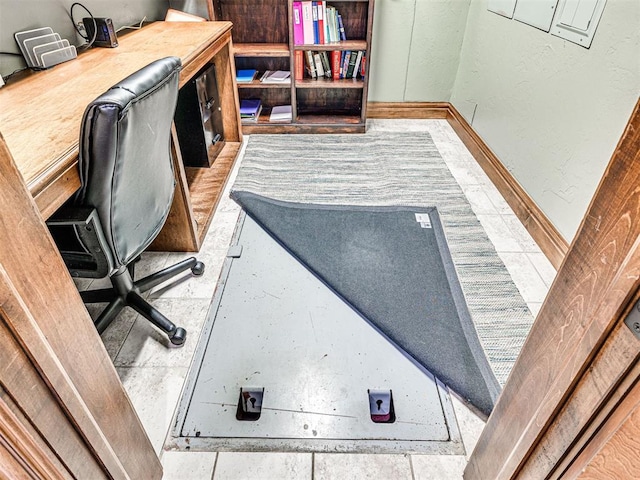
[232,191,501,416]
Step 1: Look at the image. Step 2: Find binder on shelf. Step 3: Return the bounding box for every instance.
[236,69,257,83]
[301,2,314,44]
[269,105,292,123]
[312,2,319,44]
[317,1,325,44]
[293,2,304,45]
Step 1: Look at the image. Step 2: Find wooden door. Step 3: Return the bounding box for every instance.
[0,134,162,479]
[465,100,640,478]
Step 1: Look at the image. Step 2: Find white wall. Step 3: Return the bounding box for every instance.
[450,0,640,241]
[368,0,471,101]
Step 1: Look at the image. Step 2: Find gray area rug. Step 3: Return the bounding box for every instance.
[231,132,534,386]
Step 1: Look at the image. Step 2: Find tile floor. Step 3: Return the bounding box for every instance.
[83,119,556,479]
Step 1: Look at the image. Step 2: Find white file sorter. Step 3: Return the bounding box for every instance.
[15,27,77,69]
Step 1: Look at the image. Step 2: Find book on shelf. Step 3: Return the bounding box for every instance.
[353,51,363,78]
[331,50,340,80]
[269,105,292,123]
[313,52,324,77]
[345,51,358,78]
[236,69,257,83]
[239,98,262,121]
[341,50,350,78]
[337,14,346,41]
[319,51,331,78]
[260,70,291,83]
[304,50,316,78]
[294,50,304,80]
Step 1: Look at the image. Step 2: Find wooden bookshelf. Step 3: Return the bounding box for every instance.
[211,0,375,134]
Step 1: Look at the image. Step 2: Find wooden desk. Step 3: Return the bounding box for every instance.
[0,22,242,251]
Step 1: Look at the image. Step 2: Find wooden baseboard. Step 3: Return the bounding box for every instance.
[366,101,569,269]
[366,102,449,119]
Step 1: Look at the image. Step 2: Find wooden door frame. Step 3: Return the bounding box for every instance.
[0,134,162,479]
[466,99,640,478]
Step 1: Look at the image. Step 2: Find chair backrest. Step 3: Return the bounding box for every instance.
[75,56,182,269]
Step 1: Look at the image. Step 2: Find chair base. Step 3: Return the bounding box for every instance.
[81,256,205,346]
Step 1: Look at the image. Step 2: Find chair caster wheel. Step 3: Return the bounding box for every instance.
[169,327,187,346]
[191,261,205,276]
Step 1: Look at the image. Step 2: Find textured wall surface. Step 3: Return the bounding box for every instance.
[369,0,471,102]
[451,0,640,241]
[0,0,167,77]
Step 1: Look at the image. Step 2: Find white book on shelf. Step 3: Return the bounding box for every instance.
[269,105,292,122]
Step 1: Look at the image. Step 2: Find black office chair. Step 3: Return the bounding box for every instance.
[48,56,203,346]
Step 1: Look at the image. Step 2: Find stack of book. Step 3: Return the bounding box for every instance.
[240,99,262,123]
[236,69,257,83]
[292,1,346,45]
[296,50,365,80]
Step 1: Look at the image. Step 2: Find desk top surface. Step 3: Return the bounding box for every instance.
[0,21,232,196]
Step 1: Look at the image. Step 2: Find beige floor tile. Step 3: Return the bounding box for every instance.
[117,366,188,455]
[497,252,550,304]
[449,395,486,460]
[476,214,524,252]
[213,452,312,480]
[161,451,217,480]
[527,252,558,288]
[411,454,467,480]
[502,215,541,252]
[313,453,412,480]
[462,185,500,215]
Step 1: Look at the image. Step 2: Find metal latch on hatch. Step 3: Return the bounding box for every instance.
[236,387,264,421]
[368,389,396,423]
